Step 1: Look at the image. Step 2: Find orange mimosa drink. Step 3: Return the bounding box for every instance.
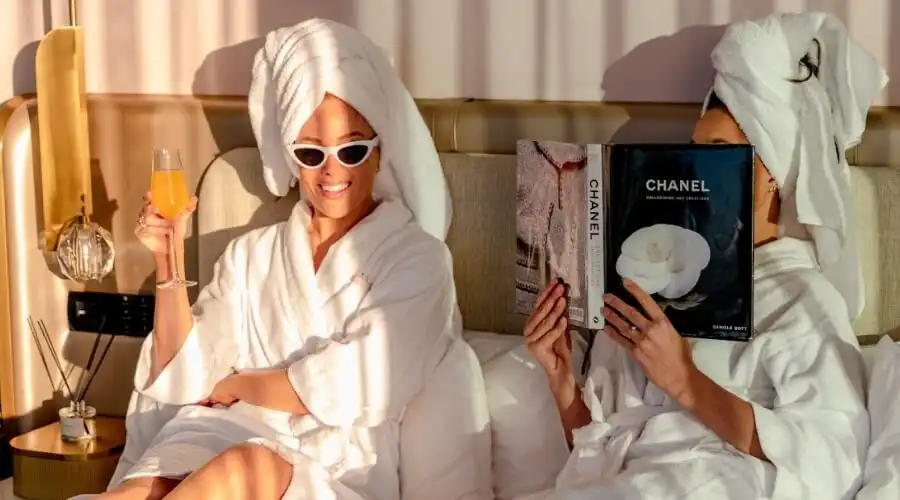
[150,169,190,220]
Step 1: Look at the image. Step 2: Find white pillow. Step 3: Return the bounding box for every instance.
[480,331,587,500]
[464,329,522,365]
[399,338,493,500]
[856,336,900,499]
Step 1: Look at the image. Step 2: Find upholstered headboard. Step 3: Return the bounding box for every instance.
[1,95,899,436]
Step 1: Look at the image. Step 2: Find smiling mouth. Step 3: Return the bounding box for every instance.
[319,182,351,198]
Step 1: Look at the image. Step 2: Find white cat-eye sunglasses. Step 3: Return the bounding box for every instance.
[287,136,380,170]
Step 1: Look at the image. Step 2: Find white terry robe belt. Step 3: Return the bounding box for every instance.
[557,388,679,490]
[705,11,888,321]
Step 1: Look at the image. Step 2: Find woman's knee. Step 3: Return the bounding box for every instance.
[200,443,292,496]
[213,443,292,480]
[98,476,179,500]
[217,442,281,464]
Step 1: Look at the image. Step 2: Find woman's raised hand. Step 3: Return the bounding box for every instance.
[524,278,573,387]
[134,191,197,256]
[602,278,697,406]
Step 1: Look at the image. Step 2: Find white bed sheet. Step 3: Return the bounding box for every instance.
[0,339,884,500]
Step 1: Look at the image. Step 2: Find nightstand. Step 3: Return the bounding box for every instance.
[9,417,125,500]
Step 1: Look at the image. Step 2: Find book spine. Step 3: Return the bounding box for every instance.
[585,144,605,329]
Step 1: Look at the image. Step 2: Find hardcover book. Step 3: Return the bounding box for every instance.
[515,140,755,341]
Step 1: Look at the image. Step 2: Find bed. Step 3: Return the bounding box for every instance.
[0,95,899,499]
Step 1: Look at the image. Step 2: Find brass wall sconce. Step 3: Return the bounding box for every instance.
[35,0,115,282]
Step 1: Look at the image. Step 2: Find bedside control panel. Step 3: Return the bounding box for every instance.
[67,291,155,338]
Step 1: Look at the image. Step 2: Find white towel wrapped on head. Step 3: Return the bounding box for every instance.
[704,11,888,320]
[248,18,452,241]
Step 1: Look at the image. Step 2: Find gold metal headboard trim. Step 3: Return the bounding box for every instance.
[450,100,465,153]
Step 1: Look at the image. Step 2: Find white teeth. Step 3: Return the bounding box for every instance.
[321,182,349,193]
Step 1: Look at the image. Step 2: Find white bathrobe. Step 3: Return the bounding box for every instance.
[520,11,881,500]
[78,17,492,500]
[107,197,474,500]
[855,337,900,500]
[529,238,867,500]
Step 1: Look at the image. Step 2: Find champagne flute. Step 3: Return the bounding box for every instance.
[150,148,196,288]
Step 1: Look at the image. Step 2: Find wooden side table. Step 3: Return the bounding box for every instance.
[10,417,125,500]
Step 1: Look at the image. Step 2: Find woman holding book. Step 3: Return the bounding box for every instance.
[523,12,883,500]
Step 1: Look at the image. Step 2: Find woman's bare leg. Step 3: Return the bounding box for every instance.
[163,443,292,500]
[92,477,180,500]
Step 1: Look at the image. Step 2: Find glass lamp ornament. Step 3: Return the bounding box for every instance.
[55,214,115,282]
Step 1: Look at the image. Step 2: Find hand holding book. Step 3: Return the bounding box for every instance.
[524,278,594,444]
[604,278,767,460]
[602,278,697,407]
[523,278,573,388]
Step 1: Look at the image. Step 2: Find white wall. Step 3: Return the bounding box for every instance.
[2,0,898,104]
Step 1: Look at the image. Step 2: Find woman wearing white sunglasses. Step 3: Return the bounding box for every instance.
[82,19,491,500]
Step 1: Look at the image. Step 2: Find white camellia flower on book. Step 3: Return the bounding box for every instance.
[615,224,711,301]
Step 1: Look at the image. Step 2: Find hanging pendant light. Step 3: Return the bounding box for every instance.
[55,214,115,282]
[35,0,116,282]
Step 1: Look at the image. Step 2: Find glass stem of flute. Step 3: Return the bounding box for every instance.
[167,228,177,285]
[161,227,184,289]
